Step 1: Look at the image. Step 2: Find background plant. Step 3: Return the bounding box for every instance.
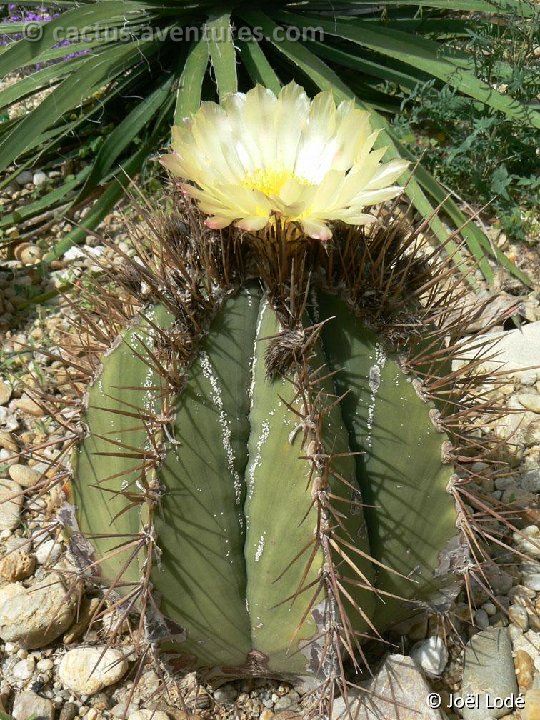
[0,0,538,285]
[394,13,540,243]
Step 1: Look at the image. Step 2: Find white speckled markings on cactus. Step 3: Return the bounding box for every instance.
[70,282,458,677]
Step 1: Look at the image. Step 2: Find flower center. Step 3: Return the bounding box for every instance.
[242,168,310,197]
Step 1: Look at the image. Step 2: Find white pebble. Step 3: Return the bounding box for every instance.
[32,171,48,187]
[410,636,448,677]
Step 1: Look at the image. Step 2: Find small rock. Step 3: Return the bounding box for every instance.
[63,597,100,644]
[259,712,275,720]
[461,627,517,720]
[33,171,48,187]
[410,636,448,676]
[0,431,17,452]
[515,649,535,690]
[9,464,40,488]
[519,395,540,414]
[15,243,42,265]
[12,396,44,417]
[128,712,170,720]
[524,689,540,720]
[0,381,12,406]
[12,657,35,681]
[59,703,78,720]
[0,572,77,648]
[274,692,300,711]
[35,539,62,566]
[36,658,54,672]
[12,690,54,720]
[332,654,444,719]
[523,574,540,592]
[58,647,128,694]
[0,548,36,581]
[509,605,529,631]
[474,608,490,630]
[213,685,238,703]
[0,480,23,530]
[15,171,33,186]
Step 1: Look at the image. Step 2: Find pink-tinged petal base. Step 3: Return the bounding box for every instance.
[205,216,233,230]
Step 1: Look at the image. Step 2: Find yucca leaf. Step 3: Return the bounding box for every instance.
[0,40,160,173]
[175,39,209,122]
[277,11,540,129]
[77,75,174,202]
[237,37,281,94]
[0,2,152,75]
[206,13,238,99]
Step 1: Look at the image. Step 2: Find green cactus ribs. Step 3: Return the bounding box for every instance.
[70,238,459,680]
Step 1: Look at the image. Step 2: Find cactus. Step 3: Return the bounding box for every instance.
[52,192,507,716]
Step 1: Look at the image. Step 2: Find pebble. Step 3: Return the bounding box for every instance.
[0,572,77,648]
[474,608,490,630]
[410,636,448,677]
[12,690,54,720]
[519,395,540,414]
[0,431,17,452]
[15,171,33,186]
[12,657,35,681]
[8,464,40,488]
[128,712,170,720]
[33,171,48,187]
[509,605,529,631]
[523,574,540,592]
[35,539,62,566]
[58,647,129,694]
[0,381,12,406]
[524,689,540,720]
[0,547,36,581]
[515,649,535,690]
[332,654,444,719]
[11,396,44,417]
[0,480,23,530]
[274,692,300,711]
[59,703,78,720]
[213,685,238,703]
[461,627,517,719]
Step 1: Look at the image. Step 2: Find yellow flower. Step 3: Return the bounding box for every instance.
[160,82,409,241]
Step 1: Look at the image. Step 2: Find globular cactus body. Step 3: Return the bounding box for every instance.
[72,274,457,677]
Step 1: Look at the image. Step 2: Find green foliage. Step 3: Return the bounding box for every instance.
[0,0,538,284]
[394,13,540,242]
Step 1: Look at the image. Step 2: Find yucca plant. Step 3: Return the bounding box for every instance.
[32,84,521,717]
[0,0,538,286]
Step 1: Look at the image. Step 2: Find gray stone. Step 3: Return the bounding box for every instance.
[213,685,238,703]
[0,572,76,648]
[0,480,23,530]
[15,171,33,186]
[128,712,169,720]
[332,654,444,719]
[58,647,128,694]
[464,322,540,383]
[12,690,54,720]
[461,627,517,720]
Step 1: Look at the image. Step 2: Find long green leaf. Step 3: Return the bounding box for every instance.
[0,2,152,75]
[276,11,540,129]
[237,37,281,94]
[206,13,238,98]
[77,75,174,202]
[0,40,159,173]
[175,39,209,122]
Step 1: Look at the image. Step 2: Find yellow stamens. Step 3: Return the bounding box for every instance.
[242,168,310,197]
